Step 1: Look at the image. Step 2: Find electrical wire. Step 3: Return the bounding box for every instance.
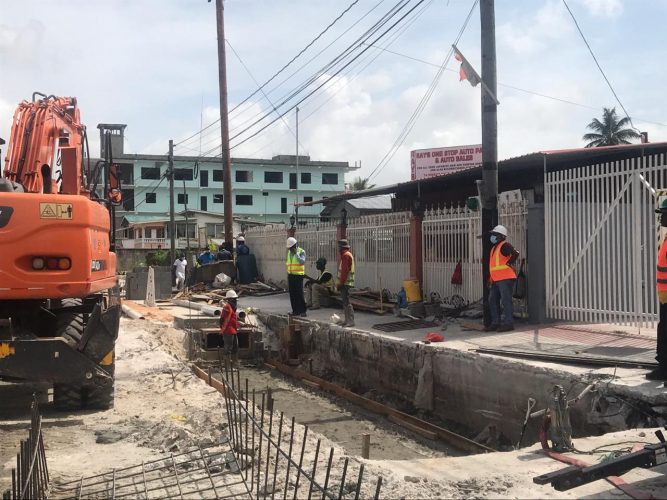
[229,0,427,151]
[367,0,478,182]
[561,0,639,131]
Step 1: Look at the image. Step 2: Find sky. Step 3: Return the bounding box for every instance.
[1,0,665,186]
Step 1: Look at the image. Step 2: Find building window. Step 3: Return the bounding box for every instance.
[301,172,311,184]
[236,195,253,206]
[303,196,313,203]
[176,223,196,238]
[264,171,283,183]
[207,223,225,238]
[213,194,224,203]
[141,167,160,180]
[213,169,224,182]
[289,173,297,189]
[146,192,156,204]
[322,173,338,185]
[174,168,193,181]
[177,193,189,204]
[200,170,209,187]
[155,227,165,239]
[236,170,253,182]
[281,197,287,214]
[121,188,134,211]
[119,163,134,184]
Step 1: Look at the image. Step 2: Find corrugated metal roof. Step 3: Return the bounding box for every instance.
[347,195,393,209]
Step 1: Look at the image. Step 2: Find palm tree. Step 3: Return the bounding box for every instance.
[583,107,640,148]
[349,176,375,191]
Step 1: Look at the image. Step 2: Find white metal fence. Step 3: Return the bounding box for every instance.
[422,199,528,309]
[346,212,411,294]
[545,153,667,329]
[244,221,339,285]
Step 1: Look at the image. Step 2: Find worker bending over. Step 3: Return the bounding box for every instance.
[337,239,355,327]
[305,257,335,309]
[219,290,239,369]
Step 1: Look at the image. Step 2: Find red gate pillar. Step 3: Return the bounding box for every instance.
[409,210,424,290]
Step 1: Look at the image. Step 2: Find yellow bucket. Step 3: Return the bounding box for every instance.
[403,279,422,302]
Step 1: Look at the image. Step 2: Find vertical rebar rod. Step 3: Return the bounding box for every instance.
[256,394,266,498]
[337,459,349,500]
[373,477,383,500]
[306,439,321,500]
[291,426,309,500]
[250,389,257,495]
[244,378,250,476]
[270,413,285,500]
[321,448,334,500]
[263,407,275,496]
[353,464,364,500]
[111,468,116,500]
[282,417,296,500]
[169,453,184,499]
[141,462,148,500]
[76,476,84,500]
[198,446,220,499]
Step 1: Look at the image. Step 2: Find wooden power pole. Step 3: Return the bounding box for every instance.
[480,0,498,326]
[214,0,234,245]
[168,139,176,264]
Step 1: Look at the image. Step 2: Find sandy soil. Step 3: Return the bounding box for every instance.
[2,316,667,499]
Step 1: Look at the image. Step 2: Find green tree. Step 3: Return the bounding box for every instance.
[349,176,375,191]
[582,107,640,148]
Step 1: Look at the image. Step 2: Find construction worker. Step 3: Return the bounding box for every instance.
[219,290,239,369]
[487,225,519,332]
[305,257,335,309]
[236,235,250,255]
[647,200,667,380]
[337,239,355,327]
[286,237,307,316]
[173,255,187,291]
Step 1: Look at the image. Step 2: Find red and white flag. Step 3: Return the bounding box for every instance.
[453,45,481,87]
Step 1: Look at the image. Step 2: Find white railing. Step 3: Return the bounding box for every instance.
[346,212,411,293]
[545,153,667,329]
[422,199,528,310]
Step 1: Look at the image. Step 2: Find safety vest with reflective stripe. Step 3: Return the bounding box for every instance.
[338,250,355,287]
[286,248,305,275]
[657,237,667,294]
[489,242,516,282]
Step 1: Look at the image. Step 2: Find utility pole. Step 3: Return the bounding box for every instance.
[168,139,176,265]
[214,0,234,245]
[480,0,498,327]
[295,106,299,225]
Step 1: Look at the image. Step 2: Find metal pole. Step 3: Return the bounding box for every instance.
[169,139,176,264]
[215,0,234,245]
[480,0,498,326]
[295,106,299,225]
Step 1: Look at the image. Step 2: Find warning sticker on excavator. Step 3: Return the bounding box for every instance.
[39,203,73,219]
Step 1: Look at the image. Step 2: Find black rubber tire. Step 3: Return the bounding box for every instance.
[85,359,115,410]
[53,299,85,411]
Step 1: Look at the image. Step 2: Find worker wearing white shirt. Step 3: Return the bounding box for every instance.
[173,256,187,290]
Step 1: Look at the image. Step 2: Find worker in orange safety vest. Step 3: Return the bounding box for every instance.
[486,224,519,332]
[647,200,667,380]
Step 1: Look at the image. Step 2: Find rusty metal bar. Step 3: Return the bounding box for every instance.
[270,413,285,500]
[321,448,334,500]
[306,439,321,500]
[338,458,349,500]
[354,464,364,500]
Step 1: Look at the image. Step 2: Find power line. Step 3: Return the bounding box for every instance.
[230,0,427,151]
[367,0,479,182]
[363,43,667,127]
[173,0,369,150]
[561,0,638,130]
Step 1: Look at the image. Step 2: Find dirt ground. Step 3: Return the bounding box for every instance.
[2,316,667,499]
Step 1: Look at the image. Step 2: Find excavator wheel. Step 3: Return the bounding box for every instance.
[53,298,85,411]
[85,357,115,410]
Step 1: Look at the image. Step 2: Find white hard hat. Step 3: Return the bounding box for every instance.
[225,290,238,299]
[237,236,245,242]
[491,225,508,237]
[286,236,297,248]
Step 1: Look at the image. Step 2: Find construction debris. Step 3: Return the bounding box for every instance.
[174,280,285,304]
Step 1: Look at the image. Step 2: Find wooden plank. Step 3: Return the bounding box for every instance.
[461,321,486,331]
[301,379,321,390]
[388,414,437,440]
[191,364,235,398]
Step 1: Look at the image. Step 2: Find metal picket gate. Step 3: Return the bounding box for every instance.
[422,200,528,310]
[545,153,667,329]
[345,212,411,294]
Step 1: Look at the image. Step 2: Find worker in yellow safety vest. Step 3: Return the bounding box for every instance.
[486,225,519,332]
[337,239,356,327]
[647,200,667,380]
[286,236,307,317]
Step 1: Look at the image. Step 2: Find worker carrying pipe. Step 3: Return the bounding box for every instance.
[486,225,519,332]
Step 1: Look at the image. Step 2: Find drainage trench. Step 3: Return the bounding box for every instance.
[254,313,665,451]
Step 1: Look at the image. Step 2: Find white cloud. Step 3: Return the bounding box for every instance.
[580,0,624,18]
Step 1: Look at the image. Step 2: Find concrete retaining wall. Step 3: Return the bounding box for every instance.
[259,313,665,448]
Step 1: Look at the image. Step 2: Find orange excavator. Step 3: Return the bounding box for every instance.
[0,93,121,410]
